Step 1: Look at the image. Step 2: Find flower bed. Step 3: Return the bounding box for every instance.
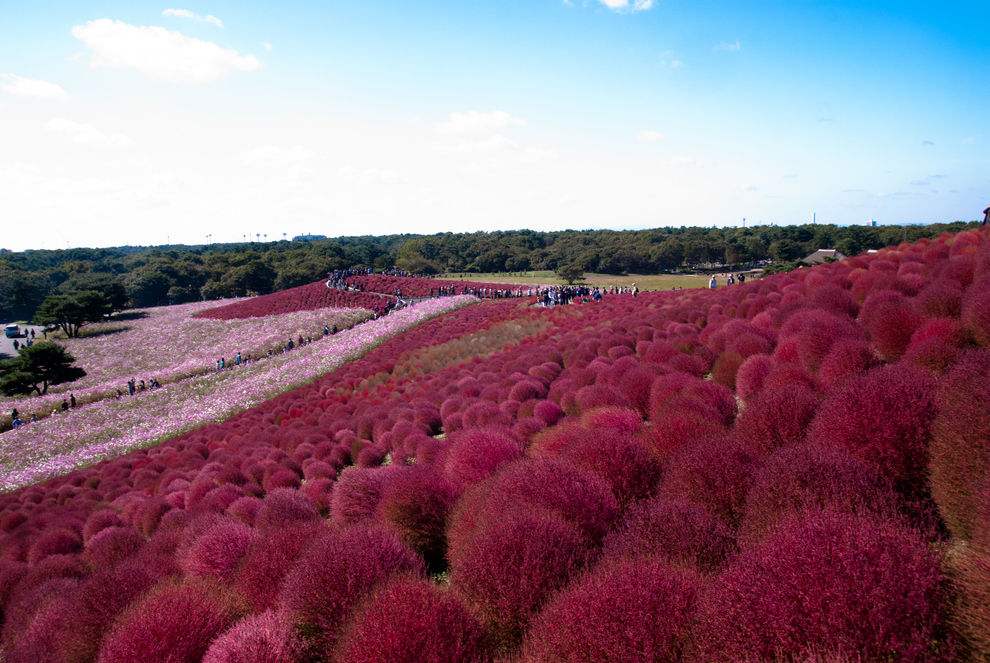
[195,281,395,320]
[0,297,477,490]
[345,274,535,298]
[1,301,371,422]
[1,229,988,661]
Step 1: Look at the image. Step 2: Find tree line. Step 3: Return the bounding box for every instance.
[0,220,979,323]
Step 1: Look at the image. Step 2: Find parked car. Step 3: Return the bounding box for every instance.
[4,324,20,338]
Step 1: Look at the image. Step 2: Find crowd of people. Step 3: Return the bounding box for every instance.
[708,273,748,289]
[8,390,78,428]
[325,267,374,290]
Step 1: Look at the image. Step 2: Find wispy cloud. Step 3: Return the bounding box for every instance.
[669,156,710,167]
[738,182,759,191]
[434,110,527,135]
[72,19,262,84]
[45,118,130,147]
[922,140,934,146]
[0,74,71,102]
[636,130,664,142]
[262,42,272,50]
[714,40,741,51]
[597,0,655,12]
[910,179,929,186]
[162,9,223,28]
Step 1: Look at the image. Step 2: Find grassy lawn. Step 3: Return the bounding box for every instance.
[432,270,733,291]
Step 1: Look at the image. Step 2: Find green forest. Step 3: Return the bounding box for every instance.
[0,220,979,321]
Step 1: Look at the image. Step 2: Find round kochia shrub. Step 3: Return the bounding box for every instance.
[202,610,303,663]
[733,384,819,454]
[519,557,699,663]
[692,511,951,662]
[659,436,758,530]
[807,364,938,495]
[446,457,619,567]
[97,578,246,663]
[278,523,425,658]
[602,497,734,574]
[333,576,489,663]
[450,510,591,649]
[929,350,990,541]
[442,427,524,486]
[739,443,902,548]
[377,467,460,571]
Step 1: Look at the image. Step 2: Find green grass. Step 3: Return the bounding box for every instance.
[432,271,731,291]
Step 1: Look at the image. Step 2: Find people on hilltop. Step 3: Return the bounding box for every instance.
[70,394,76,408]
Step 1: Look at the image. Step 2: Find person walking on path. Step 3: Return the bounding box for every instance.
[236,352,241,366]
[709,276,717,289]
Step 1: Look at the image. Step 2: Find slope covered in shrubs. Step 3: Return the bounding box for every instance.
[1,228,990,661]
[195,281,395,320]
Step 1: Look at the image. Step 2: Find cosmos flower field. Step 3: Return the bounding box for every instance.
[1,229,989,662]
[1,300,372,422]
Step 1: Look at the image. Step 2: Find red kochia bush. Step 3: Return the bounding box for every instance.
[97,578,246,663]
[658,436,757,530]
[808,364,937,495]
[181,518,257,582]
[520,558,699,663]
[817,338,881,388]
[740,443,902,548]
[963,274,990,348]
[733,384,819,454]
[929,351,990,541]
[278,523,425,658]
[202,610,304,663]
[232,521,327,613]
[377,467,460,570]
[446,457,619,567]
[450,510,590,648]
[693,512,950,662]
[442,427,524,486]
[333,576,489,663]
[602,497,734,574]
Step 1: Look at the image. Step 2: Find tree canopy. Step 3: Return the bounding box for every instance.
[0,342,86,396]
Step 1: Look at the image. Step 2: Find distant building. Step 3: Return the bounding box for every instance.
[803,249,847,264]
[868,219,877,226]
[292,234,327,241]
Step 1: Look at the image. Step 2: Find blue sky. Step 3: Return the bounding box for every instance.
[1,1,987,251]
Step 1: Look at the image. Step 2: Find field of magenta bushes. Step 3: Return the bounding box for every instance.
[0,298,475,492]
[194,281,395,320]
[1,229,990,661]
[1,301,372,424]
[344,273,536,297]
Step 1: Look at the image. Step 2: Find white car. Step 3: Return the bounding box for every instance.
[4,324,20,338]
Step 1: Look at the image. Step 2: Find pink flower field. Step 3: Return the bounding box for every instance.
[1,229,990,661]
[1,300,371,423]
[0,297,476,491]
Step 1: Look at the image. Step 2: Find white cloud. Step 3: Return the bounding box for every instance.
[669,156,710,166]
[434,110,527,135]
[715,40,741,51]
[597,0,655,11]
[244,144,324,166]
[739,183,760,191]
[262,42,272,50]
[670,60,684,69]
[45,118,130,147]
[0,74,71,102]
[433,134,521,155]
[162,9,223,28]
[636,130,664,142]
[72,19,262,84]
